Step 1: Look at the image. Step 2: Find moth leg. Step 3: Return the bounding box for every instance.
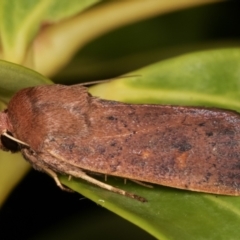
[124,178,152,188]
[45,149,146,201]
[42,166,73,192]
[130,180,153,188]
[69,169,147,202]
[21,148,72,192]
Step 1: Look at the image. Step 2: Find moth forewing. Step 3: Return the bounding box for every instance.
[1,84,240,202]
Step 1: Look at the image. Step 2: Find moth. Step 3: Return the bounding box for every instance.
[1,84,240,202]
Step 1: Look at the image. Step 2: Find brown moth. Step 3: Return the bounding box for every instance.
[1,84,240,202]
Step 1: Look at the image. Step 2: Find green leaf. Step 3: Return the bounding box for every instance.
[0,0,219,75]
[0,60,52,206]
[0,0,52,62]
[0,0,100,63]
[90,48,240,110]
[54,0,226,84]
[0,60,52,102]
[35,0,218,77]
[60,48,240,239]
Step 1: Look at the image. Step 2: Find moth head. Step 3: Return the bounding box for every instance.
[0,111,20,152]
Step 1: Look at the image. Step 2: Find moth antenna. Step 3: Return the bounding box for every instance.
[2,131,29,147]
[77,75,141,86]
